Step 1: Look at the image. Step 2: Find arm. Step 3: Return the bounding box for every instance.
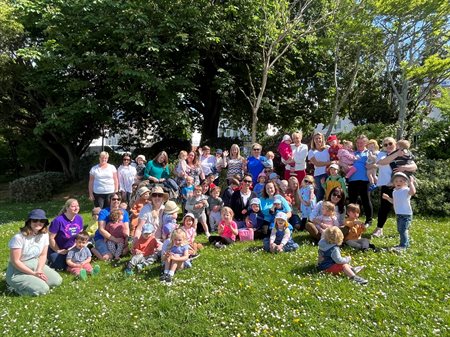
[409,176,416,196]
[377,150,402,165]
[49,232,67,255]
[309,156,331,167]
[229,222,238,236]
[113,170,119,193]
[170,247,190,262]
[394,162,417,174]
[382,193,393,204]
[269,228,276,244]
[280,228,291,246]
[88,174,95,201]
[10,248,48,281]
[331,247,351,264]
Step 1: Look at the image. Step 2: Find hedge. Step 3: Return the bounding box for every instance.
[9,172,67,202]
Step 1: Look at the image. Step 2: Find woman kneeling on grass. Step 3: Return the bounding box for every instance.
[6,209,62,296]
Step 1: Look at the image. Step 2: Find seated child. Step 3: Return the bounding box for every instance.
[208,207,238,248]
[253,173,266,197]
[314,201,340,238]
[181,213,203,256]
[66,231,100,281]
[105,209,128,260]
[269,197,289,220]
[162,201,179,240]
[318,227,368,285]
[278,135,294,173]
[342,204,371,250]
[246,198,266,239]
[390,140,415,177]
[367,139,380,191]
[337,140,357,178]
[299,175,316,230]
[208,186,224,232]
[263,212,299,253]
[327,135,342,162]
[160,228,190,283]
[321,164,347,200]
[129,186,150,237]
[185,185,210,237]
[181,176,195,211]
[125,223,159,275]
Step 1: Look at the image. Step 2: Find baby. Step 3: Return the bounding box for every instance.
[278,135,294,173]
[366,139,380,191]
[337,140,357,178]
[390,140,414,176]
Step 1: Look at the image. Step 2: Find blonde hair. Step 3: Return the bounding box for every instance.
[99,151,109,158]
[169,228,188,249]
[322,201,335,215]
[178,150,188,160]
[346,203,360,214]
[310,132,327,150]
[266,151,275,159]
[367,139,380,151]
[301,175,315,187]
[221,206,234,218]
[292,131,303,140]
[59,198,79,216]
[397,139,410,150]
[323,227,344,245]
[109,209,123,223]
[342,140,353,149]
[229,144,242,160]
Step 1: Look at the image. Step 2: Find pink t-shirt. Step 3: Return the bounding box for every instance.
[183,226,196,244]
[220,220,238,241]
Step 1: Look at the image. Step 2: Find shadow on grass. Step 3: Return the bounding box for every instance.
[290,264,318,276]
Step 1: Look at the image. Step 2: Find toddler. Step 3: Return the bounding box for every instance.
[314,201,340,237]
[264,151,275,170]
[130,186,150,237]
[299,175,316,230]
[278,135,294,173]
[390,140,415,176]
[134,155,147,183]
[160,228,190,283]
[222,178,240,207]
[176,150,188,179]
[263,212,299,253]
[342,204,371,250]
[327,135,342,162]
[185,185,210,237]
[321,164,347,200]
[337,140,357,178]
[106,209,128,260]
[181,213,203,256]
[86,207,101,238]
[253,173,266,197]
[208,186,224,232]
[367,139,380,191]
[245,198,266,239]
[162,200,179,240]
[181,176,195,210]
[382,173,416,253]
[318,227,368,285]
[66,231,100,281]
[120,201,128,212]
[205,173,217,190]
[125,223,159,275]
[208,207,238,248]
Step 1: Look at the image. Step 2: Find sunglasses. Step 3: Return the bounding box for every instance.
[111,197,121,201]
[92,213,99,216]
[123,158,131,161]
[383,142,394,147]
[30,219,46,223]
[243,180,252,183]
[253,148,261,151]
[152,193,164,197]
[332,194,342,199]
[305,181,313,184]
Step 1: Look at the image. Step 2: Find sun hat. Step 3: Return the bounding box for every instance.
[216,149,223,155]
[274,212,289,228]
[137,186,151,197]
[269,172,278,180]
[142,223,155,234]
[282,134,292,142]
[27,209,48,221]
[151,186,169,202]
[136,154,146,162]
[329,163,340,170]
[183,213,195,222]
[250,198,261,206]
[164,200,179,214]
[274,197,282,204]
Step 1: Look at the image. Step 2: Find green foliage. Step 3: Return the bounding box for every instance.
[339,123,398,144]
[9,171,67,202]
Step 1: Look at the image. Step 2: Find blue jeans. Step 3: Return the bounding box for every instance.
[397,214,412,248]
[47,248,68,271]
[289,214,301,230]
[314,173,328,202]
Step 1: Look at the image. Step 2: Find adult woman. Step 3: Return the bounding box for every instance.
[306,187,346,241]
[118,153,137,205]
[285,131,309,183]
[48,199,84,270]
[89,151,118,209]
[223,144,246,183]
[247,143,266,185]
[135,186,169,242]
[186,151,204,186]
[230,173,258,228]
[347,134,372,227]
[285,176,301,230]
[93,193,130,260]
[371,137,417,237]
[6,209,62,296]
[144,151,170,183]
[259,181,292,231]
[308,132,331,201]
[199,145,217,177]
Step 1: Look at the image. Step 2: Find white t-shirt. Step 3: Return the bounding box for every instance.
[118,165,137,193]
[90,164,117,194]
[393,187,412,215]
[9,232,49,261]
[138,204,164,240]
[376,151,393,187]
[308,147,330,176]
[287,144,308,171]
[200,155,217,176]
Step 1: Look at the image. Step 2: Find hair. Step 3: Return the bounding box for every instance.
[229,144,242,160]
[154,151,169,167]
[183,214,195,226]
[310,132,326,150]
[185,175,194,183]
[346,203,360,214]
[266,151,274,159]
[292,131,303,141]
[221,206,234,218]
[194,185,203,192]
[261,181,279,199]
[288,176,301,209]
[99,151,109,158]
[178,150,188,160]
[301,175,315,187]
[109,209,123,223]
[20,219,49,236]
[187,151,200,166]
[342,140,353,149]
[211,186,221,194]
[59,198,79,216]
[122,153,131,160]
[92,207,101,217]
[367,139,380,151]
[356,134,369,145]
[229,178,240,186]
[169,228,188,249]
[327,187,346,214]
[397,139,410,150]
[75,231,90,242]
[322,201,336,214]
[323,226,344,245]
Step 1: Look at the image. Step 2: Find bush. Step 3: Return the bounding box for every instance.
[9,171,68,202]
[413,158,450,216]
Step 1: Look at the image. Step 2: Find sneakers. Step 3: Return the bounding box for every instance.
[92,264,101,276]
[368,184,378,192]
[215,242,225,249]
[189,254,200,260]
[136,264,144,273]
[372,228,383,237]
[124,268,134,276]
[351,266,365,274]
[364,221,372,228]
[79,269,88,281]
[205,232,211,238]
[351,275,368,285]
[160,273,172,283]
[390,246,406,254]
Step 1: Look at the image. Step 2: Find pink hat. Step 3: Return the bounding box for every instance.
[282,134,292,142]
[327,135,338,143]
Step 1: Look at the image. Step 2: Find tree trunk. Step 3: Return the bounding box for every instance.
[200,95,221,145]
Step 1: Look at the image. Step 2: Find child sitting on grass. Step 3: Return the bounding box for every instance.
[342,203,371,251]
[161,201,179,240]
[125,223,159,275]
[318,227,368,285]
[263,212,299,253]
[181,213,203,257]
[160,228,190,283]
[66,231,100,281]
[208,207,238,248]
[105,209,128,260]
[186,185,210,237]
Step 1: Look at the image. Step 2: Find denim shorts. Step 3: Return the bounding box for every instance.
[94,239,111,256]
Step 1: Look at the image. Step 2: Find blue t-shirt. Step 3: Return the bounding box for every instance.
[348,150,369,182]
[259,195,292,223]
[247,156,266,185]
[94,208,130,241]
[182,185,194,198]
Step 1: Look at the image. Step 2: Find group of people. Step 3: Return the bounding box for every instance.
[6,132,418,294]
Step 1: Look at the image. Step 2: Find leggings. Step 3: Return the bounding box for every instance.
[376,185,394,228]
[348,180,373,223]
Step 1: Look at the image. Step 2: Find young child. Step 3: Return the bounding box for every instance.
[390,140,415,176]
[208,207,238,248]
[367,139,380,191]
[128,183,139,209]
[253,173,266,197]
[382,173,416,252]
[185,185,210,237]
[181,213,203,256]
[160,228,190,283]
[134,155,147,183]
[318,227,368,285]
[264,151,275,170]
[342,203,371,250]
[222,178,240,207]
[314,201,340,237]
[205,173,217,190]
[270,197,289,219]
[162,200,180,240]
[327,135,342,162]
[86,207,101,238]
[321,164,347,200]
[278,135,294,173]
[245,198,265,239]
[337,140,357,178]
[299,175,316,230]
[105,209,128,260]
[176,150,188,179]
[263,212,299,253]
[208,186,224,232]
[130,186,150,237]
[120,201,128,212]
[66,231,100,281]
[181,176,195,211]
[124,223,159,275]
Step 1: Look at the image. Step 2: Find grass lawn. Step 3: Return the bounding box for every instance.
[0,195,449,336]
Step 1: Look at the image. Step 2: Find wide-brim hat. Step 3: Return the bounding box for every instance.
[274,211,288,228]
[135,155,146,162]
[151,186,169,202]
[250,198,261,206]
[164,200,179,214]
[137,186,151,197]
[27,209,48,221]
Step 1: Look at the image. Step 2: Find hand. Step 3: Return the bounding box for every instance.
[382,193,390,200]
[35,271,48,282]
[213,205,220,212]
[410,175,415,184]
[241,209,247,215]
[320,177,325,184]
[223,150,229,157]
[89,194,94,201]
[57,249,69,255]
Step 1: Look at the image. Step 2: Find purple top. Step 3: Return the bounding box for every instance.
[49,214,84,250]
